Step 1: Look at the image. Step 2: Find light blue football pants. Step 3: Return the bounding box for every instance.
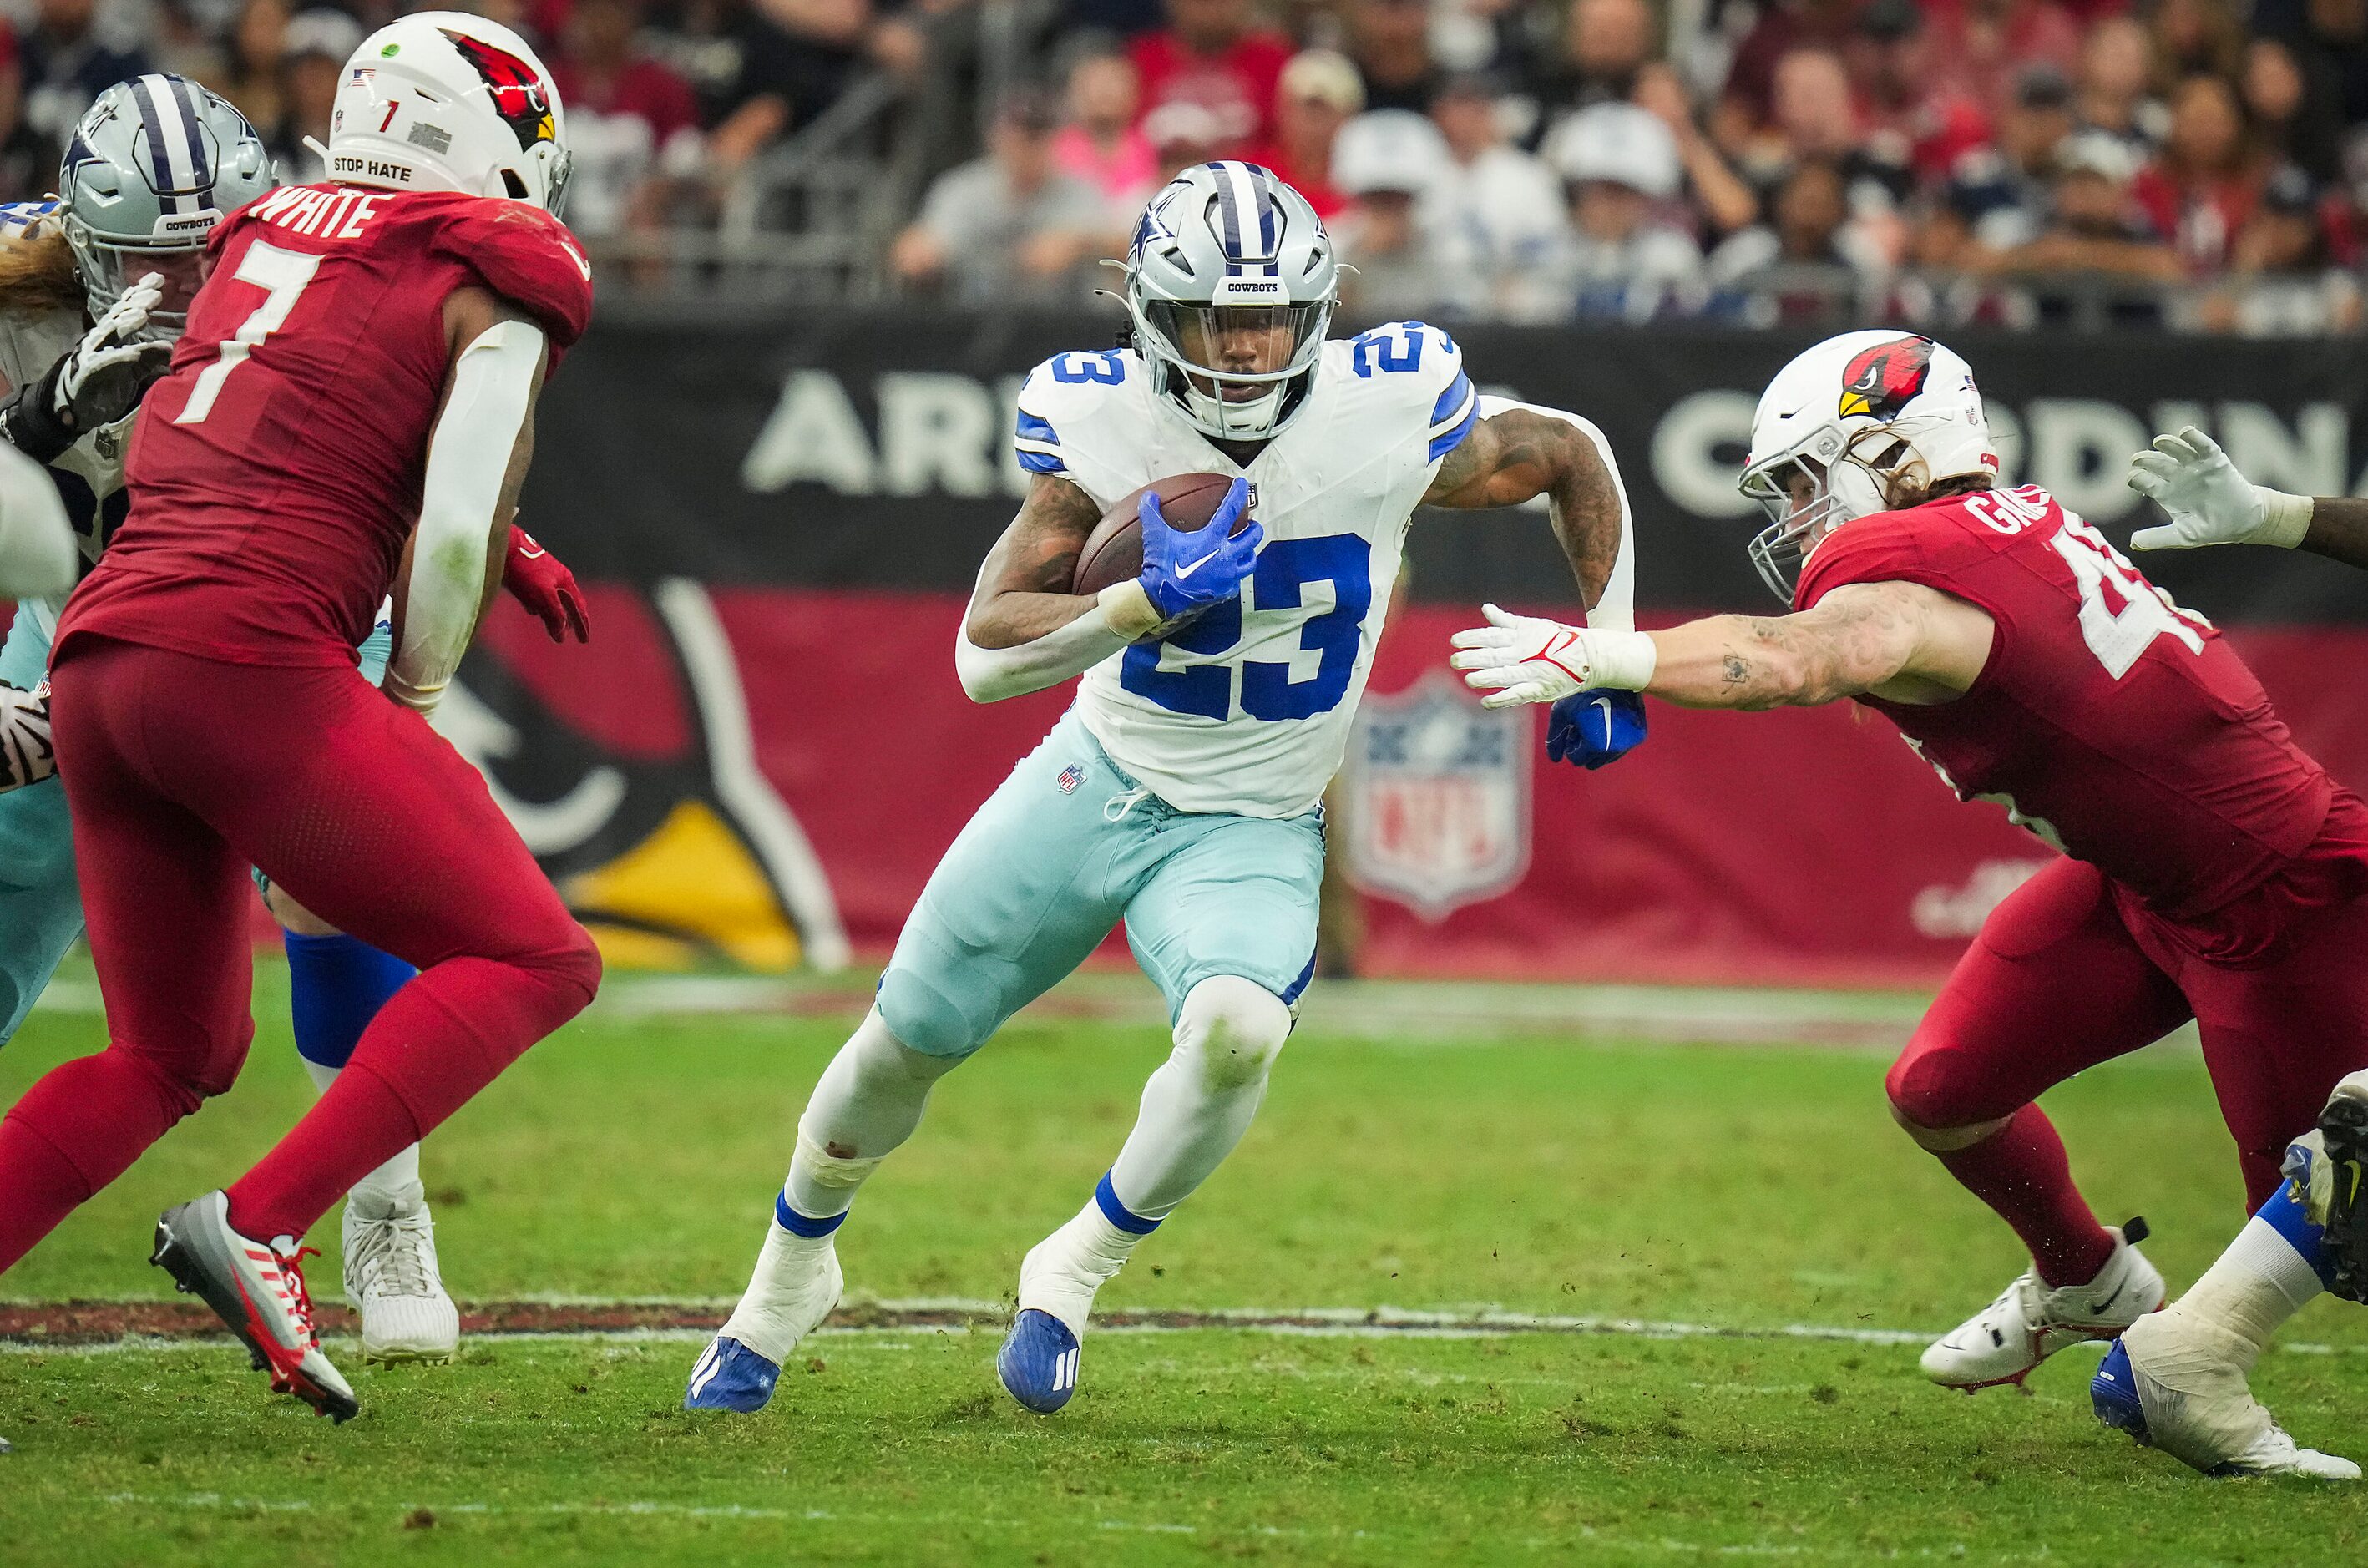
[0,596,78,1044]
[877,707,1324,1060]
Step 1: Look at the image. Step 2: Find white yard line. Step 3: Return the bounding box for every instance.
[5,1294,2358,1356]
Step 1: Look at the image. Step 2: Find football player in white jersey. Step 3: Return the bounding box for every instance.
[686,160,1642,1417]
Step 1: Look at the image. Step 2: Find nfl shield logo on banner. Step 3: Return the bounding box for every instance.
[1343,670,1531,921]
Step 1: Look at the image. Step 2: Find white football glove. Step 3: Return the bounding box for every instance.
[1448,603,1657,709]
[53,272,172,432]
[0,680,54,791]
[2127,426,2313,552]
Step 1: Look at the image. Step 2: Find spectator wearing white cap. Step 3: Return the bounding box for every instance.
[1328,107,1455,319]
[1538,100,1705,323]
[1245,48,1364,220]
[1428,73,1571,323]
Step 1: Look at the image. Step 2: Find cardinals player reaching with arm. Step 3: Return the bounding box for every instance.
[1455,331,2368,1480]
[0,14,600,1423]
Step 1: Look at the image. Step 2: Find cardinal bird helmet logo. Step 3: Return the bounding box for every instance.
[442,29,557,152]
[1837,336,1935,422]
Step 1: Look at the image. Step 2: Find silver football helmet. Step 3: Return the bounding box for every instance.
[1121,161,1338,443]
[58,74,277,330]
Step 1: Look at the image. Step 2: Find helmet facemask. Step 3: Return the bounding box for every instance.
[1742,425,1929,602]
[63,221,211,338]
[1130,292,1332,443]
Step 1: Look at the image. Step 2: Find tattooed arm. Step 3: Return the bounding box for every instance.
[1424,400,1633,626]
[1455,580,1992,711]
[954,473,1161,702]
[1645,581,1994,710]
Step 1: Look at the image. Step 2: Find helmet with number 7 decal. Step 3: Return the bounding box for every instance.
[326,13,571,215]
[1738,331,1998,602]
[1121,161,1339,443]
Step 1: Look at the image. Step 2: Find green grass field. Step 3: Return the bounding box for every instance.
[4,962,2365,1565]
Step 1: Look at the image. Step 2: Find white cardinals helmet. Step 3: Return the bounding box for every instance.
[1738,331,1997,600]
[326,13,570,214]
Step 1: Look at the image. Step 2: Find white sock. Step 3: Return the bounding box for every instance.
[2168,1213,2325,1371]
[303,1057,423,1215]
[1106,976,1292,1218]
[1020,1199,1144,1337]
[782,1009,956,1223]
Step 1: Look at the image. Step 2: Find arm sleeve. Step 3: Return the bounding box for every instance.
[1474,393,1637,634]
[387,319,545,715]
[954,606,1132,703]
[0,438,77,599]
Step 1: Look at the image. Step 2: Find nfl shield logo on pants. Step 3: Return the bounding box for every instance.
[1343,670,1531,921]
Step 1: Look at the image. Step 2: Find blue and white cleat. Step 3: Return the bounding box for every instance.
[682,1211,843,1414]
[2093,1317,2358,1479]
[685,1336,782,1413]
[998,1308,1081,1414]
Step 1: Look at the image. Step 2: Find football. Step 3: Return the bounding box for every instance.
[1070,472,1246,597]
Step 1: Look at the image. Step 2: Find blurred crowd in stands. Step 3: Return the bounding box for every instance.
[0,0,2361,328]
[889,0,2368,329]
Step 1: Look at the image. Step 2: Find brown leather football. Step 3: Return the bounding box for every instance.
[1070,473,1244,596]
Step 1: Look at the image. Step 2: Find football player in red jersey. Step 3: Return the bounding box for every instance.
[0,13,600,1420]
[1450,331,2368,1478]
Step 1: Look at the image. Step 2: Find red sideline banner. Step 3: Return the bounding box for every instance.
[460,587,2368,989]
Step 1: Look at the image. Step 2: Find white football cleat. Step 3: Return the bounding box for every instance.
[1922,1221,2164,1392]
[343,1187,458,1364]
[2094,1312,2359,1479]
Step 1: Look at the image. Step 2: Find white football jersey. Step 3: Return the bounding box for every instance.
[0,206,134,572]
[1014,321,1478,817]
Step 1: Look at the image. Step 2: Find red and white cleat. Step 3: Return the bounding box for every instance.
[151,1191,358,1422]
[1920,1221,2164,1393]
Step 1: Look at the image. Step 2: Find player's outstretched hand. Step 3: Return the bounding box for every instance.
[1140,476,1262,622]
[1546,689,1649,770]
[50,271,172,433]
[2128,427,2308,551]
[502,525,591,643]
[1450,604,1610,709]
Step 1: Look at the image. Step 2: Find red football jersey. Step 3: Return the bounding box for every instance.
[1794,483,2338,933]
[59,185,593,668]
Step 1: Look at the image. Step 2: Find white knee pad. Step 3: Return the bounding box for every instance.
[1173,976,1292,1093]
[1890,1100,2012,1153]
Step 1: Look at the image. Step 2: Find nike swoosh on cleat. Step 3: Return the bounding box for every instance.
[2094,1283,2126,1313]
[1171,547,1226,580]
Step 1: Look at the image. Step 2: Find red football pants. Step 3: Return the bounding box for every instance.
[0,637,600,1272]
[1889,851,2368,1214]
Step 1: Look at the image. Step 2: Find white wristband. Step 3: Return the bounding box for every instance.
[2254,487,2314,550]
[1586,628,1658,691]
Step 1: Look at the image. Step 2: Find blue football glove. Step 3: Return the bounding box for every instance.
[1140,477,1263,622]
[1545,689,1648,770]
